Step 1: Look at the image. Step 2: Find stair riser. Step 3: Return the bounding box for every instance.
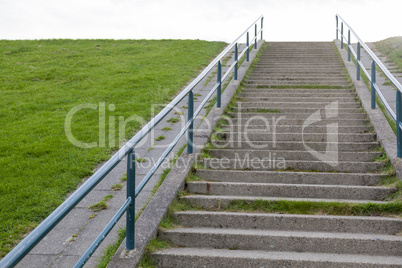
[159,231,401,256]
[226,119,370,126]
[238,103,360,108]
[216,133,376,142]
[228,111,365,117]
[202,159,383,173]
[237,97,357,102]
[196,169,384,186]
[207,150,380,162]
[153,254,402,268]
[222,126,370,134]
[186,182,391,200]
[238,93,357,98]
[210,141,379,151]
[174,212,402,234]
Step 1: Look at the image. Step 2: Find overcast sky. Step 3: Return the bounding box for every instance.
[0,0,400,42]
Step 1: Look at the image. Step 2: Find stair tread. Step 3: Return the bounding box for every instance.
[186,181,393,190]
[163,227,402,241]
[182,194,390,204]
[175,211,402,222]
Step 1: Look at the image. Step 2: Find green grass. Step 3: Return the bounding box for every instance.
[0,39,226,257]
[155,135,165,141]
[254,108,280,113]
[166,117,180,124]
[136,157,147,163]
[89,194,113,212]
[374,37,402,72]
[96,227,126,268]
[161,127,172,132]
[110,184,123,191]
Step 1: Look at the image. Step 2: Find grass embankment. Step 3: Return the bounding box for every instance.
[374,36,402,72]
[0,39,226,257]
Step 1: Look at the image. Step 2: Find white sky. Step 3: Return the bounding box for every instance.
[0,0,401,42]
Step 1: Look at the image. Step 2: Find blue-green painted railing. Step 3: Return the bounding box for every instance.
[336,14,402,157]
[0,15,264,268]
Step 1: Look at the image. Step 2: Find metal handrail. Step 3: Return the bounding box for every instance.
[335,14,402,157]
[0,15,264,267]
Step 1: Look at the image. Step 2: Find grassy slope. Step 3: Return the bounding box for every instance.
[0,39,226,257]
[374,36,402,71]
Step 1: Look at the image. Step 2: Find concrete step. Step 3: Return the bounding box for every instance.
[238,102,360,109]
[210,140,380,151]
[181,195,390,209]
[153,248,402,268]
[238,96,357,102]
[240,88,355,93]
[215,132,377,142]
[229,109,366,116]
[201,158,383,173]
[158,228,402,256]
[195,169,386,186]
[226,118,370,126]
[186,181,393,200]
[238,92,357,98]
[223,125,370,133]
[251,67,345,73]
[207,149,381,162]
[245,80,350,86]
[174,211,402,234]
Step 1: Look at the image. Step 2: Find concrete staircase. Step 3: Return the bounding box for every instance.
[152,42,402,267]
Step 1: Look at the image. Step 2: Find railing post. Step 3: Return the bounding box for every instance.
[347,30,351,62]
[234,43,238,80]
[371,60,376,109]
[187,91,194,154]
[126,150,135,250]
[254,24,257,49]
[341,22,344,49]
[246,32,250,62]
[397,90,402,157]
[356,42,361,80]
[261,17,263,40]
[217,60,222,108]
[336,15,338,40]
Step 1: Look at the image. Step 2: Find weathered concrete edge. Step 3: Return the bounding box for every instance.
[107,40,264,268]
[334,39,402,179]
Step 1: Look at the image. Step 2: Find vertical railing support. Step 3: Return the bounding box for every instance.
[246,32,250,62]
[217,60,222,108]
[187,91,194,154]
[261,17,263,39]
[397,90,402,157]
[347,30,351,62]
[254,24,257,49]
[371,60,376,109]
[126,150,135,250]
[234,43,238,80]
[341,22,344,49]
[356,42,361,81]
[336,15,338,40]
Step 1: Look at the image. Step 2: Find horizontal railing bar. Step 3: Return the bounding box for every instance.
[74,198,132,268]
[336,13,402,93]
